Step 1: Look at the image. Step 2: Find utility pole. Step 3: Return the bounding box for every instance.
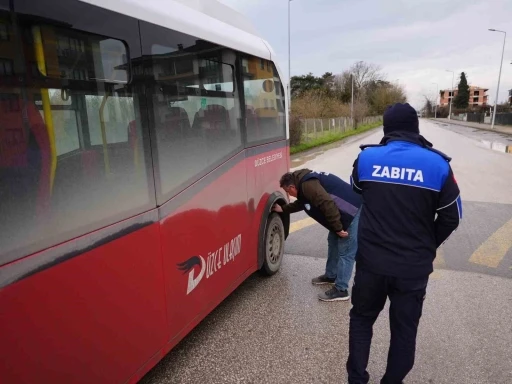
[288,0,293,112]
[488,29,506,129]
[350,74,354,125]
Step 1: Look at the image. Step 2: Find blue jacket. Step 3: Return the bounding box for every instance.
[351,132,461,278]
[299,171,362,231]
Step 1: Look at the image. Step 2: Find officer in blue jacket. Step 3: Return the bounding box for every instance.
[273,169,362,301]
[347,103,462,384]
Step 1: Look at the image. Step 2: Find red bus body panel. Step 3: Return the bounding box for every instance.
[0,143,288,384]
[0,223,168,384]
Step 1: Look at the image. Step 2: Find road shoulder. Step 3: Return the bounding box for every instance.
[430,118,512,135]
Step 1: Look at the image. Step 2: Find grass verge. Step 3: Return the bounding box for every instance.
[290,121,382,154]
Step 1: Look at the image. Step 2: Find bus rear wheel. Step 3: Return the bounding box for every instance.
[261,213,285,276]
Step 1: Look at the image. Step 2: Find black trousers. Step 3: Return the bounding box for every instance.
[346,266,428,384]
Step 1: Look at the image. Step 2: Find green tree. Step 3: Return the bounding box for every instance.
[320,72,335,92]
[453,72,469,109]
[290,73,324,98]
[290,72,336,99]
[423,96,434,117]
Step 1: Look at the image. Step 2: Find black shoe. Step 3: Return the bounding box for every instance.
[381,376,404,384]
[318,286,350,302]
[311,274,335,285]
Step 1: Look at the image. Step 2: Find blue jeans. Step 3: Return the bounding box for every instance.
[325,209,360,291]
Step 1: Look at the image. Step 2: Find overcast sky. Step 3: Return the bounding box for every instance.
[218,0,511,110]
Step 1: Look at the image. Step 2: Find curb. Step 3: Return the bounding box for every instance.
[429,119,512,135]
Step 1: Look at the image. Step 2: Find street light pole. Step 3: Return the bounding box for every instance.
[351,74,354,123]
[488,29,506,130]
[431,82,438,118]
[288,0,292,112]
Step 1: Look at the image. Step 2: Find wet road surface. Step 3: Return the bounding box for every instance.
[141,120,512,384]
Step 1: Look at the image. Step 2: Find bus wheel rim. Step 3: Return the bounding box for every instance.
[268,223,282,264]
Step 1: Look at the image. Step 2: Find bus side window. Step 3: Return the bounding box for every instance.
[139,22,243,204]
[241,57,286,145]
[0,6,154,265]
[0,10,51,263]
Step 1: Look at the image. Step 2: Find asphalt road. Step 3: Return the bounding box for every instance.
[141,120,512,384]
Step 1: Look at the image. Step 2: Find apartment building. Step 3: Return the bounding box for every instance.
[439,86,489,107]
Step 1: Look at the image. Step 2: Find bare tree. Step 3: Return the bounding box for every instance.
[333,61,386,107]
[350,61,382,91]
[291,89,350,118]
[353,99,369,128]
[291,60,400,122]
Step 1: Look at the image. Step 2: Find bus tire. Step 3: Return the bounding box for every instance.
[260,212,285,276]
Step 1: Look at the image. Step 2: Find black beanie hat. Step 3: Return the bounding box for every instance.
[383,103,419,135]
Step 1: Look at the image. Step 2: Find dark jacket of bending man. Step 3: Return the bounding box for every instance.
[275,168,362,301]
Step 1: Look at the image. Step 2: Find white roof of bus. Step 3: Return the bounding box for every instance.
[80,0,271,60]
[173,0,259,36]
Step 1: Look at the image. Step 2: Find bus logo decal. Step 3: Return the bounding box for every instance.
[177,256,206,295]
[176,234,242,295]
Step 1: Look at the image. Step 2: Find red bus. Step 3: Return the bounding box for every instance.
[0,0,290,382]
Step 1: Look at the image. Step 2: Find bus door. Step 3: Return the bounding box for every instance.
[240,55,289,267]
[139,22,250,344]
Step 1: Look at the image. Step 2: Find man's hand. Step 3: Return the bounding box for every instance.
[337,230,349,238]
[272,204,283,213]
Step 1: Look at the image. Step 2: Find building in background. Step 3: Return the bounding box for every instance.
[439,86,489,107]
[508,89,511,105]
